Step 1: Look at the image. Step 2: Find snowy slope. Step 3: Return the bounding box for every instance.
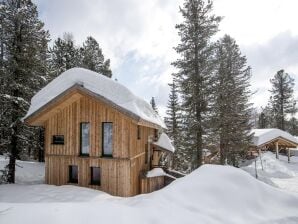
[24,68,165,128]
[241,152,298,193]
[1,163,298,224]
[251,128,298,146]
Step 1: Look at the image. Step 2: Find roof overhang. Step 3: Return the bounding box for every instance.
[252,136,298,149]
[24,84,161,129]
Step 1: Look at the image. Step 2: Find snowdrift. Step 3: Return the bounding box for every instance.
[1,165,298,224]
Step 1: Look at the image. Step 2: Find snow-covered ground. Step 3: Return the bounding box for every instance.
[1,156,298,224]
[0,155,44,184]
[241,152,298,193]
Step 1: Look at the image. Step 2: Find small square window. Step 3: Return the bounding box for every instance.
[52,135,64,145]
[69,165,78,183]
[90,167,101,185]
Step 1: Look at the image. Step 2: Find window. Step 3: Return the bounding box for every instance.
[137,125,141,140]
[90,167,101,185]
[69,165,78,183]
[52,135,64,145]
[80,122,90,156]
[102,122,113,157]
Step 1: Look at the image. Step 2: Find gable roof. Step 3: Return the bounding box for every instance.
[251,128,298,147]
[24,68,166,128]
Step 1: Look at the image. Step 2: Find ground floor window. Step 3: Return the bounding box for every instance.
[69,165,78,183]
[90,167,101,185]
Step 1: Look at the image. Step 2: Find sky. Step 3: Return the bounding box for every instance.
[33,0,298,117]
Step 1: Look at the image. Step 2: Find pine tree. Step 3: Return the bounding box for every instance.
[269,70,296,131]
[211,35,252,166]
[0,0,49,183]
[150,97,158,114]
[164,81,184,170]
[48,33,79,80]
[172,0,221,169]
[80,36,112,78]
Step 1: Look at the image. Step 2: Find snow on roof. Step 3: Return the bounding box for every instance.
[251,128,298,147]
[24,68,165,128]
[153,133,175,153]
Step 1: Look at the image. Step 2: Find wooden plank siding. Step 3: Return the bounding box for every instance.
[43,94,156,196]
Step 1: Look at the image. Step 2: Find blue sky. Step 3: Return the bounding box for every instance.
[34,0,298,117]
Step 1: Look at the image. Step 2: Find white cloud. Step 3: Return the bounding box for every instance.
[34,0,298,117]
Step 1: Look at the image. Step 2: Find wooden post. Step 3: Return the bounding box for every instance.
[275,141,279,159]
[259,149,264,171]
[288,148,291,163]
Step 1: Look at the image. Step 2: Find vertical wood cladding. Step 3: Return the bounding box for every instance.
[44,95,155,196]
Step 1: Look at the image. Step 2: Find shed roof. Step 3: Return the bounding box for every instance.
[152,133,175,153]
[251,128,298,148]
[24,68,165,128]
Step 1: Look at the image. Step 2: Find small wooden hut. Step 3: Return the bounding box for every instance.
[24,68,175,197]
[250,128,298,162]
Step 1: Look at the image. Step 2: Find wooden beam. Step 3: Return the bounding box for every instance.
[275,141,279,159]
[288,148,291,163]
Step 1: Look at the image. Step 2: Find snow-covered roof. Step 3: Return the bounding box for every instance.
[153,133,175,153]
[251,128,298,147]
[24,68,165,128]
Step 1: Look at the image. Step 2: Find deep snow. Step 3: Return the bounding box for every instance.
[241,151,298,193]
[1,156,298,224]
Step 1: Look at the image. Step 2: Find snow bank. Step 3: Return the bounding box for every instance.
[1,164,298,224]
[24,68,165,128]
[146,168,167,177]
[251,128,298,147]
[153,132,175,152]
[241,152,298,193]
[0,156,44,184]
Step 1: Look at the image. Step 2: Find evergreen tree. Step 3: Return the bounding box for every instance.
[172,0,221,169]
[211,35,252,166]
[150,97,158,114]
[0,0,49,183]
[269,70,296,130]
[48,33,79,80]
[164,81,184,170]
[80,36,112,78]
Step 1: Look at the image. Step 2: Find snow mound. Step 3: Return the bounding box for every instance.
[251,128,298,146]
[146,168,167,177]
[241,152,298,193]
[24,68,165,128]
[1,165,298,224]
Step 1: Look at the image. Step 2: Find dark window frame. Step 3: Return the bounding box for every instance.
[52,135,64,145]
[137,125,141,140]
[102,122,113,157]
[80,122,90,156]
[69,165,78,183]
[90,167,101,186]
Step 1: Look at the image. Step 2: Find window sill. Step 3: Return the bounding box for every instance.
[101,155,113,159]
[79,154,90,157]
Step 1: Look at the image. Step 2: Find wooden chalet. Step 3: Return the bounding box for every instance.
[24,68,175,197]
[250,128,298,162]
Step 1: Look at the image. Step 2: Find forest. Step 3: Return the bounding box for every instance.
[0,0,297,182]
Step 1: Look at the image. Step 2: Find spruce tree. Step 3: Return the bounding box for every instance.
[164,81,184,170]
[48,33,79,80]
[172,0,221,169]
[211,35,252,166]
[80,36,112,78]
[150,97,158,114]
[0,0,49,183]
[269,70,296,130]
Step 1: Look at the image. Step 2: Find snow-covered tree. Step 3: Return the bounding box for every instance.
[211,35,252,166]
[48,33,79,81]
[0,0,49,183]
[172,0,221,169]
[269,70,296,131]
[150,97,158,114]
[164,81,185,171]
[80,36,112,78]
